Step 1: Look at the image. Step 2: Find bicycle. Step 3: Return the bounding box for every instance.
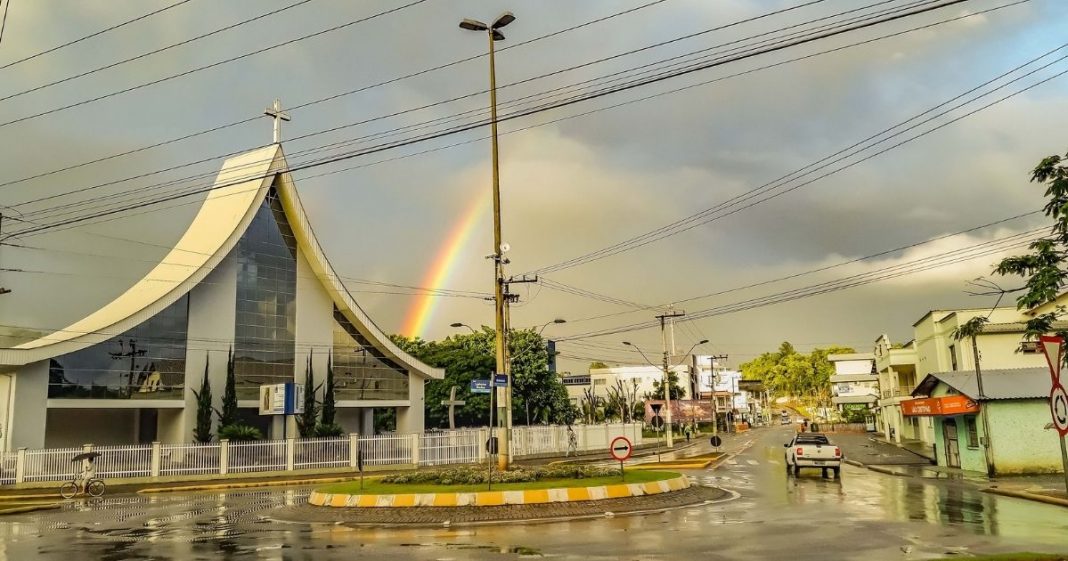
[60,477,105,499]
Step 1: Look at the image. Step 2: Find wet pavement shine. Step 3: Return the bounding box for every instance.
[1,427,1066,560]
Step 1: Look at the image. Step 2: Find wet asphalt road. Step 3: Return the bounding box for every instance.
[1,426,1067,560]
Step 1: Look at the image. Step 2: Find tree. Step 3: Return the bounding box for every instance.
[191,355,213,443]
[649,371,685,400]
[297,353,322,438]
[589,361,609,371]
[216,347,237,428]
[321,357,336,426]
[740,342,854,402]
[391,327,574,428]
[987,151,1068,341]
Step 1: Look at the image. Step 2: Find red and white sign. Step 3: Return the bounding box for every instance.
[1051,384,1068,437]
[609,436,633,462]
[1039,336,1068,437]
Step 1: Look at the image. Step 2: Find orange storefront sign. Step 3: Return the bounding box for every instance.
[902,395,980,416]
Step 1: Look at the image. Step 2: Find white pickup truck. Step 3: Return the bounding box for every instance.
[784,433,842,478]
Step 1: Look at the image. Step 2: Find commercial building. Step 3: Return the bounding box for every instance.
[0,145,443,450]
[828,352,878,418]
[908,368,1062,474]
[588,364,692,401]
[873,335,921,444]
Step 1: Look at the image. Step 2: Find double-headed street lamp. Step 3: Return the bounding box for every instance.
[460,11,516,469]
[624,339,707,447]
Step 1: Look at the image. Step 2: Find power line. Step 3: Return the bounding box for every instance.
[0,0,311,102]
[6,0,856,211]
[528,33,1062,275]
[0,0,10,47]
[0,0,673,191]
[6,0,995,239]
[0,0,196,69]
[556,228,1046,341]
[0,0,431,129]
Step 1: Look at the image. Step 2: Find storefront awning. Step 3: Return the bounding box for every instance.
[902,395,980,416]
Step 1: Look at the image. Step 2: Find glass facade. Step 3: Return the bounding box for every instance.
[233,188,298,399]
[332,309,409,400]
[48,296,189,399]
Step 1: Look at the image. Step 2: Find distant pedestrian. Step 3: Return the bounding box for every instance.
[566,425,578,457]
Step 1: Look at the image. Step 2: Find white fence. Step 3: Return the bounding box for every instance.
[0,423,642,486]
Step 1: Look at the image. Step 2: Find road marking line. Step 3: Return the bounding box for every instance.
[746,460,759,466]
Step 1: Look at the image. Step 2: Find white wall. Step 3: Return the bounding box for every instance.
[182,256,238,443]
[292,250,335,439]
[397,381,424,434]
[833,359,874,375]
[9,360,48,450]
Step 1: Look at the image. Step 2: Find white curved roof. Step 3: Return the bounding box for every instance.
[0,145,443,380]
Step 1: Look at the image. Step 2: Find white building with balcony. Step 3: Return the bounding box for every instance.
[828,352,878,416]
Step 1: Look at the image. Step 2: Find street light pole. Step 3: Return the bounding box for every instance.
[625,335,705,449]
[460,12,516,470]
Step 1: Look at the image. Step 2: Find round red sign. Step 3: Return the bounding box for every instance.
[610,436,633,461]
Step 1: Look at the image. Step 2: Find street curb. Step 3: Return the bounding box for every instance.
[844,459,865,468]
[867,465,912,478]
[0,503,61,516]
[546,441,700,466]
[270,486,739,528]
[138,475,369,494]
[983,487,1068,508]
[629,461,711,470]
[308,474,690,508]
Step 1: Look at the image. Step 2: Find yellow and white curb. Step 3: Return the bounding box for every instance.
[308,475,690,508]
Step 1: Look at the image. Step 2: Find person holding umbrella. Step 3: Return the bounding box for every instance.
[60,452,105,498]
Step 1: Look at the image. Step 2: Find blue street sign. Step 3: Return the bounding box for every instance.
[494,374,508,387]
[470,379,491,394]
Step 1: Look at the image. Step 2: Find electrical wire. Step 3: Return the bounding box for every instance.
[0,0,311,101]
[6,0,995,238]
[0,0,432,129]
[0,0,670,184]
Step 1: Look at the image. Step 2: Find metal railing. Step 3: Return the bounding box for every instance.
[1,423,643,486]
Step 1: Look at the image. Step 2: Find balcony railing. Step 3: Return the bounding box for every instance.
[881,386,915,399]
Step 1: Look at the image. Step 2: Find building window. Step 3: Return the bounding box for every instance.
[593,379,606,386]
[48,296,189,399]
[332,309,409,400]
[1019,341,1040,354]
[966,416,979,448]
[233,188,298,399]
[949,344,957,371]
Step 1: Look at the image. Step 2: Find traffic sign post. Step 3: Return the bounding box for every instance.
[1038,335,1068,493]
[610,436,633,482]
[710,434,722,451]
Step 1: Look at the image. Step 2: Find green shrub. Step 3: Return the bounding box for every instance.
[381,464,614,485]
[218,424,263,442]
[313,423,346,438]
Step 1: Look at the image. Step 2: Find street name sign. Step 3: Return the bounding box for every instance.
[470,379,491,394]
[494,374,508,387]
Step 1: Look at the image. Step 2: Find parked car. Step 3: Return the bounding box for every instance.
[784,433,842,477]
[780,411,790,425]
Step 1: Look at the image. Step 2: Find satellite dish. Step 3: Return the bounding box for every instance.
[500,242,511,253]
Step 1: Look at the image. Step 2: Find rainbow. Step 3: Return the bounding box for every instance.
[401,195,488,338]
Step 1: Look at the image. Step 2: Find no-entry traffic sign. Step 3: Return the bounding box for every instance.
[610,436,633,462]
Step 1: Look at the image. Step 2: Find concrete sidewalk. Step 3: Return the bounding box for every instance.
[831,433,933,467]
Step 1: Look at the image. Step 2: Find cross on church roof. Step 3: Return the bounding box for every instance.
[263,98,291,144]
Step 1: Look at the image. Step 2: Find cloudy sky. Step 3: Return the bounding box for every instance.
[0,0,1065,372]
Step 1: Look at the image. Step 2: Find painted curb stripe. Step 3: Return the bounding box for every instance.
[311,475,691,509]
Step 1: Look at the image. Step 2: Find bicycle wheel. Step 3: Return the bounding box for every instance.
[86,480,105,497]
[60,482,79,499]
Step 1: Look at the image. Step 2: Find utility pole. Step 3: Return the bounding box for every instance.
[110,339,146,397]
[656,310,685,447]
[502,274,536,466]
[705,354,727,436]
[971,335,996,477]
[0,213,9,295]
